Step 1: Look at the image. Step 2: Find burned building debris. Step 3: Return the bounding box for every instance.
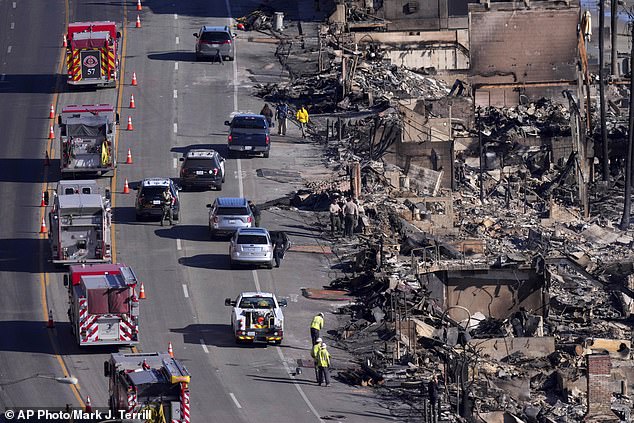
[243,0,634,421]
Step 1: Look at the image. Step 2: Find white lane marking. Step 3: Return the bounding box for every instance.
[200,339,209,353]
[174,62,179,70]
[252,270,261,292]
[176,238,182,250]
[237,159,244,197]
[10,22,14,30]
[182,284,189,298]
[173,89,178,99]
[173,157,178,168]
[7,46,11,53]
[12,2,16,8]
[229,393,242,409]
[276,347,324,422]
[173,123,178,133]
[174,13,178,20]
[175,36,179,45]
[228,6,244,198]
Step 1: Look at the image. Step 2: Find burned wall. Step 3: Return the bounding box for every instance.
[426,267,545,320]
[468,3,579,107]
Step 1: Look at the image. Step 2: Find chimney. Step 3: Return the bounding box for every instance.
[585,354,617,421]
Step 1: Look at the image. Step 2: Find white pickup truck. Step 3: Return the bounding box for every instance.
[225,292,287,345]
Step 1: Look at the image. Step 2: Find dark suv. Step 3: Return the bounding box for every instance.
[135,178,180,221]
[194,26,234,61]
[225,114,270,158]
[179,149,225,191]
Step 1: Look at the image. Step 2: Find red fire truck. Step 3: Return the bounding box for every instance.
[64,263,140,347]
[65,21,121,88]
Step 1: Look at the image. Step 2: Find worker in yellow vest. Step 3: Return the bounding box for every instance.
[296,106,309,139]
[310,312,324,345]
[316,343,331,387]
[311,337,323,382]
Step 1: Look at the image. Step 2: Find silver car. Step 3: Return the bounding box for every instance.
[194,26,235,61]
[229,228,273,269]
[207,197,253,239]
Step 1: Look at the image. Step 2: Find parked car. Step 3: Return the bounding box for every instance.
[225,114,270,158]
[135,178,180,221]
[229,227,273,269]
[179,149,225,191]
[194,25,235,61]
[207,197,254,239]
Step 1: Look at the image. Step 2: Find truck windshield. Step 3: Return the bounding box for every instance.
[232,117,266,129]
[240,297,274,308]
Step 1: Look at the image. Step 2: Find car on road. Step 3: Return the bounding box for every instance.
[135,178,180,221]
[225,114,270,158]
[179,149,225,191]
[194,25,234,61]
[229,227,273,269]
[207,197,254,239]
[225,292,287,345]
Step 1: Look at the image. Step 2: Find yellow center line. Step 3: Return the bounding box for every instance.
[114,4,138,357]
[111,6,128,266]
[37,0,85,408]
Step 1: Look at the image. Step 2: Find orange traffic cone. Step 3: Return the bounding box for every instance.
[48,125,55,139]
[139,281,146,299]
[44,151,50,166]
[123,178,130,194]
[62,34,67,48]
[40,192,46,207]
[40,217,47,234]
[126,148,133,164]
[136,0,142,11]
[129,94,136,109]
[85,395,92,413]
[47,309,54,328]
[131,72,138,86]
[49,104,55,119]
[126,116,134,131]
[136,15,141,28]
[168,342,174,358]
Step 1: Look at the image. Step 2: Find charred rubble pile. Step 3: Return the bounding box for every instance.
[285,97,634,421]
[244,8,634,421]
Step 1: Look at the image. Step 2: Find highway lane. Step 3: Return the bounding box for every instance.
[0,0,80,409]
[112,1,392,421]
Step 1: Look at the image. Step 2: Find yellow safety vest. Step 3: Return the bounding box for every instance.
[317,348,330,367]
[311,343,321,360]
[296,108,309,123]
[311,315,323,330]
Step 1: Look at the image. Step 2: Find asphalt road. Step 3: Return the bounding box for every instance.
[0,1,393,421]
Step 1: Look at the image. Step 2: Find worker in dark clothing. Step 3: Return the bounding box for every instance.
[271,231,291,268]
[248,200,261,227]
[260,104,274,127]
[342,197,358,238]
[160,188,174,226]
[275,103,289,135]
[428,375,440,423]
